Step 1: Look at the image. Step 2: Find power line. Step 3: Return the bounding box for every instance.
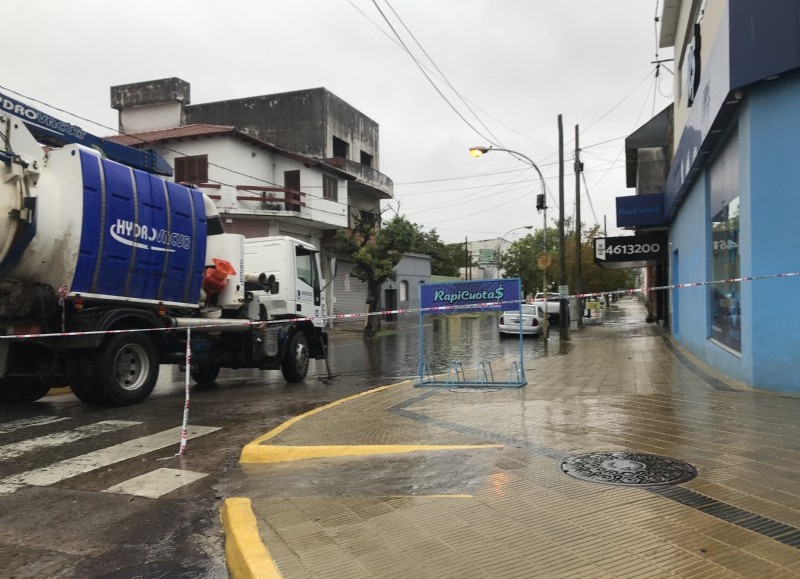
[346,0,551,150]
[395,166,527,186]
[382,0,505,148]
[0,85,354,222]
[368,0,498,146]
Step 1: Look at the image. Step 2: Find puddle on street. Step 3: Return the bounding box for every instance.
[325,314,555,385]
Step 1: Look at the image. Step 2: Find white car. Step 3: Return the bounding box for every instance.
[532,292,562,319]
[498,304,545,337]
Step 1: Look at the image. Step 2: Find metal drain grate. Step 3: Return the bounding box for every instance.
[560,452,697,487]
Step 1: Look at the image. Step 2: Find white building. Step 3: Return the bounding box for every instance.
[108,78,395,324]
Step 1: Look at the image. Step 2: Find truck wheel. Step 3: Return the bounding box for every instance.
[281,332,309,383]
[0,377,52,404]
[190,363,220,384]
[96,334,159,406]
[67,353,106,405]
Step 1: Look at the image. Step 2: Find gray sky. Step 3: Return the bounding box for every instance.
[3,0,673,244]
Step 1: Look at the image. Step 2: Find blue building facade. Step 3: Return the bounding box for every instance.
[627,0,800,392]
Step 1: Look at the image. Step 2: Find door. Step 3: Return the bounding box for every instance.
[384,288,398,321]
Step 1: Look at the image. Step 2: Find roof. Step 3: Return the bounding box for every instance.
[108,124,237,146]
[106,124,354,180]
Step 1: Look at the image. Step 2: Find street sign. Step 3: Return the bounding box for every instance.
[538,253,551,270]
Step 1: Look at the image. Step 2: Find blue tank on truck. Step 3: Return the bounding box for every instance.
[73,151,208,306]
[0,96,330,406]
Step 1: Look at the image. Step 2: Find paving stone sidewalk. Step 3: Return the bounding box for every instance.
[230,296,800,578]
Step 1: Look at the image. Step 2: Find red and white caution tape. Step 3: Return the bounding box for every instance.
[2,270,798,341]
[176,326,191,456]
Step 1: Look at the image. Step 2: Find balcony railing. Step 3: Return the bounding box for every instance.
[233,185,304,212]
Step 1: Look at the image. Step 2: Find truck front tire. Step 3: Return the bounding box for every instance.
[95,334,159,406]
[281,332,309,383]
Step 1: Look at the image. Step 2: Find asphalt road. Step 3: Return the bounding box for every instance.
[0,317,546,578]
[0,356,384,578]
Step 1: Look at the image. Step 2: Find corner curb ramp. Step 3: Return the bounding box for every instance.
[221,381,503,578]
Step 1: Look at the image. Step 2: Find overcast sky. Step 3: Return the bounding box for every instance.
[3,0,673,244]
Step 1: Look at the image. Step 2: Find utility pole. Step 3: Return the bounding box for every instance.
[558,114,568,339]
[464,237,470,280]
[575,124,583,329]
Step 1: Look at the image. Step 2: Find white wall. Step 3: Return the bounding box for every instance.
[120,102,183,134]
[157,136,348,231]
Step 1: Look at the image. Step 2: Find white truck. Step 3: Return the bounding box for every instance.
[531,292,562,320]
[0,92,329,406]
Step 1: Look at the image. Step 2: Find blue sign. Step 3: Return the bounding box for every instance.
[664,2,800,220]
[616,193,665,227]
[420,278,520,315]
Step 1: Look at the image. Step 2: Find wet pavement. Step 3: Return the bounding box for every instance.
[220,297,800,578]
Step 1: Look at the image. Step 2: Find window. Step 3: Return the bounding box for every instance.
[323,175,338,201]
[174,155,208,184]
[399,280,409,302]
[360,151,373,167]
[709,128,740,353]
[333,136,349,159]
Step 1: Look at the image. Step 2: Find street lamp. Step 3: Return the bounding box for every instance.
[496,225,533,280]
[470,145,550,339]
[500,225,533,241]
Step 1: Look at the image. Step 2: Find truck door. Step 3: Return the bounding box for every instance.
[294,244,321,322]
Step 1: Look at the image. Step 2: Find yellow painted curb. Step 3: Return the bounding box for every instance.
[240,381,504,464]
[240,443,504,464]
[221,498,282,579]
[247,383,398,446]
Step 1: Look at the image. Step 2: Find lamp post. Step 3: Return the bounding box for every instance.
[470,146,550,339]
[497,225,533,279]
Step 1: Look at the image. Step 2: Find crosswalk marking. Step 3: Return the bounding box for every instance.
[104,467,208,498]
[0,425,220,494]
[0,416,71,434]
[0,420,141,461]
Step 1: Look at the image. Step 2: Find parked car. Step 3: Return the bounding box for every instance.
[498,304,545,337]
[532,292,562,319]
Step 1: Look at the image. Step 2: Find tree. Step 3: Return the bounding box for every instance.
[407,227,462,277]
[336,211,414,338]
[499,220,634,299]
[498,226,559,297]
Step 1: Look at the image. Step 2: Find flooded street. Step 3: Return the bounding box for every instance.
[323,314,554,386]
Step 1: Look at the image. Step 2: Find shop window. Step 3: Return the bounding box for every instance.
[174,154,208,184]
[709,128,740,353]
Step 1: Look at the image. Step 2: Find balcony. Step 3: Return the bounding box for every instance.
[196,183,347,230]
[323,158,393,200]
[234,186,304,212]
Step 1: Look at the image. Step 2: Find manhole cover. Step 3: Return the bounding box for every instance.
[560,452,697,487]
